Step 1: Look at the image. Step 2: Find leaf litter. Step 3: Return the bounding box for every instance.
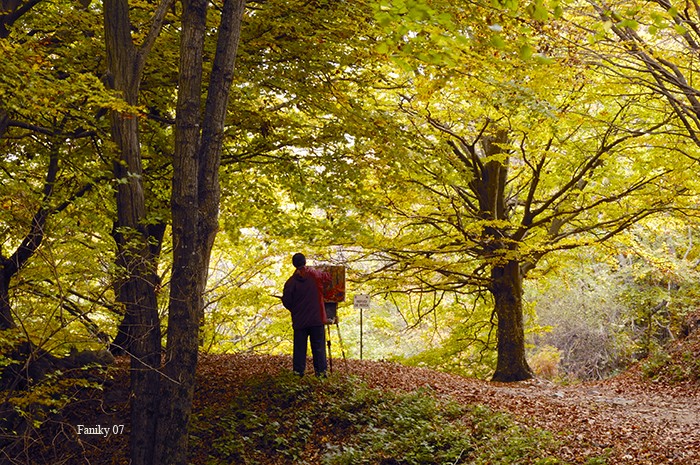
[25,353,700,464]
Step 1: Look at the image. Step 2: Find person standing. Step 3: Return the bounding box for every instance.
[282,253,330,377]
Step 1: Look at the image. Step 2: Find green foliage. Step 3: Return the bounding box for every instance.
[322,386,472,465]
[611,219,700,357]
[640,331,700,383]
[0,0,123,342]
[371,0,563,69]
[528,215,700,381]
[397,297,499,379]
[639,346,673,381]
[0,330,106,440]
[323,0,694,382]
[201,233,292,354]
[0,329,24,372]
[0,2,108,124]
[194,372,572,465]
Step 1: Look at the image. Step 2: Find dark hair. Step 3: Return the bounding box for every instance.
[292,253,306,269]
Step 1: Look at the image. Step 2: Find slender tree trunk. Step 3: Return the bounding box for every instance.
[0,145,59,330]
[490,259,534,382]
[0,106,15,328]
[0,108,8,139]
[0,267,14,330]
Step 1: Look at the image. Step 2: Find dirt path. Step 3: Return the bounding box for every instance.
[345,359,700,464]
[480,378,700,464]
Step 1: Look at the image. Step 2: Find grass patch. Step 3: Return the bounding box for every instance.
[192,371,576,465]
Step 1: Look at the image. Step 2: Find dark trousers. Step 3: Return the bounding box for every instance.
[293,325,327,376]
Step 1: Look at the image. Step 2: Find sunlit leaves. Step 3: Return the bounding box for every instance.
[371,0,565,71]
[0,2,111,129]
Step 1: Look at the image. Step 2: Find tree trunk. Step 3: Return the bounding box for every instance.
[153,1,245,463]
[0,108,8,139]
[467,129,532,382]
[0,145,59,330]
[0,267,14,330]
[109,221,166,356]
[490,259,534,382]
[103,1,167,463]
[154,0,208,454]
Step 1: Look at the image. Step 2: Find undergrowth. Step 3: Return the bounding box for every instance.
[192,371,575,465]
[641,346,700,382]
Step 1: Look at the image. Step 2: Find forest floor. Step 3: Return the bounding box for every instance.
[344,357,700,464]
[30,352,698,465]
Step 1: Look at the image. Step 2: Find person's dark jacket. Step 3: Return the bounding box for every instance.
[282,267,329,330]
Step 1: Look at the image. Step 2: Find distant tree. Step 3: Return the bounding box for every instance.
[583,0,700,156]
[350,2,694,381]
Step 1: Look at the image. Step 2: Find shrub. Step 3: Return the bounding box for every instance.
[527,258,634,380]
[195,371,579,465]
[529,345,561,380]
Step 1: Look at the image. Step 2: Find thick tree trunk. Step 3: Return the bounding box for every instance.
[109,221,166,356]
[151,0,208,459]
[490,260,534,382]
[464,129,532,382]
[154,1,245,463]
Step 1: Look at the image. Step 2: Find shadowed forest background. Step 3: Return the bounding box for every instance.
[2,0,700,463]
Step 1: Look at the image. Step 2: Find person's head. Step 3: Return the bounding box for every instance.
[292,253,306,269]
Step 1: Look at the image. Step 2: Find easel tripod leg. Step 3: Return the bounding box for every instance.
[326,324,333,374]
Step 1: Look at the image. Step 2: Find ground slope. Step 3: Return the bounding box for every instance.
[12,353,700,464]
[347,358,700,464]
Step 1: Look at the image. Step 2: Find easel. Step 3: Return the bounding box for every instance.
[324,302,347,374]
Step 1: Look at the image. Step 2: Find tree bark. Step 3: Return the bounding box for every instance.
[0,107,8,139]
[108,221,166,357]
[490,259,534,382]
[102,1,170,462]
[0,267,14,330]
[153,0,245,464]
[470,130,533,382]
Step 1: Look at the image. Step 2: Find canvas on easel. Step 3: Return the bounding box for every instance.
[314,265,345,324]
